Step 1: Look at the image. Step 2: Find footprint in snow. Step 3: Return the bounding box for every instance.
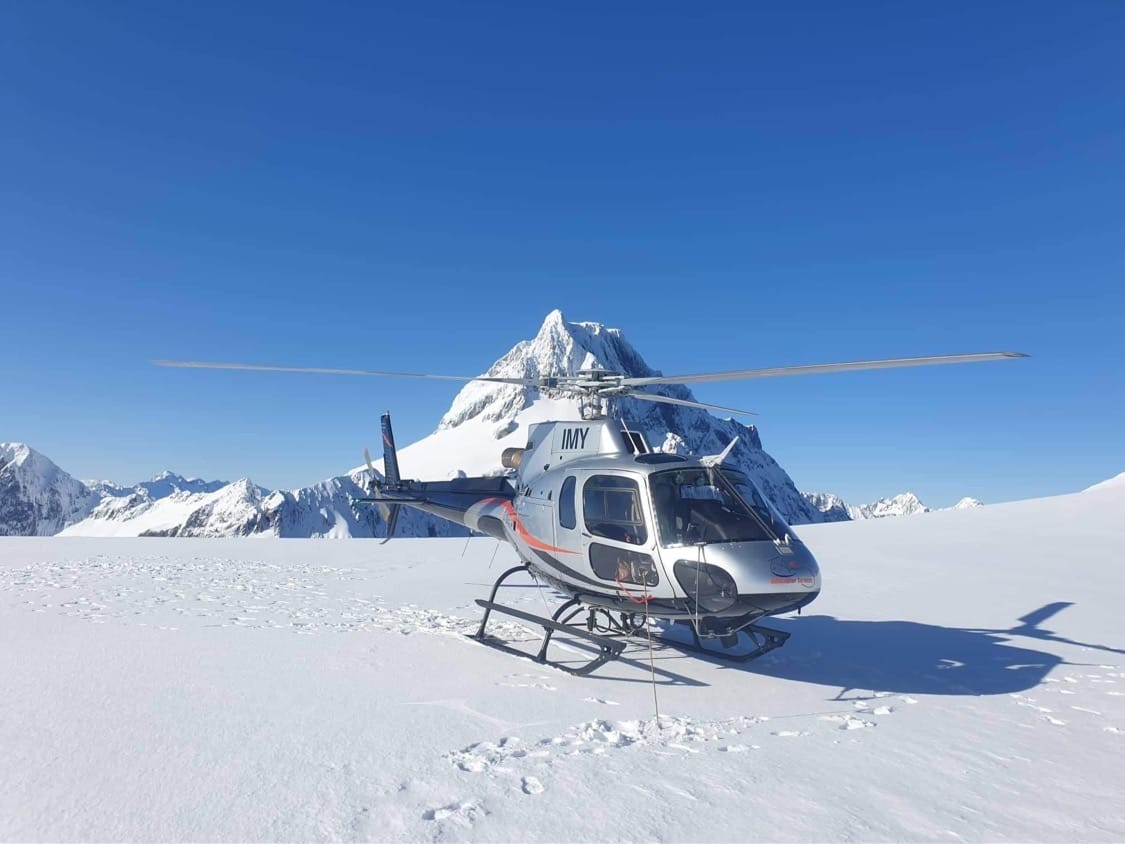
[662,784,699,801]
[583,697,620,706]
[499,680,557,691]
[820,715,876,731]
[422,800,485,824]
[498,673,557,691]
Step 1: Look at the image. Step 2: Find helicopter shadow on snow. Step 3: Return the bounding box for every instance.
[716,602,1123,699]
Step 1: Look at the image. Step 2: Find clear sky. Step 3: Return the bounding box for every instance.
[3,1,1123,508]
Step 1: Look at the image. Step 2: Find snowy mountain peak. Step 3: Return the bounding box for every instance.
[1,442,33,466]
[440,311,745,435]
[848,492,931,520]
[953,496,984,510]
[802,491,852,522]
[423,312,818,524]
[438,310,639,430]
[138,470,228,499]
[807,490,988,521]
[1,442,98,535]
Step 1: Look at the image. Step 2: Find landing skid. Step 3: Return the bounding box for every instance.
[654,619,790,664]
[470,565,625,676]
[468,564,791,676]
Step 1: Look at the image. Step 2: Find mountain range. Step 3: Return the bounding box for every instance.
[2,311,991,538]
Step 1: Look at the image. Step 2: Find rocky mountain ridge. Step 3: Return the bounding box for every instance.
[803,489,986,521]
[1,443,99,535]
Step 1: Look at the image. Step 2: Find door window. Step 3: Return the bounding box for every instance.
[589,543,658,586]
[559,476,576,529]
[583,475,648,545]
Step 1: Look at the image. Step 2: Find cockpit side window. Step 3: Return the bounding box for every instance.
[582,475,648,545]
[559,476,576,529]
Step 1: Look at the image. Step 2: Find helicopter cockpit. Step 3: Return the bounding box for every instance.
[649,466,790,547]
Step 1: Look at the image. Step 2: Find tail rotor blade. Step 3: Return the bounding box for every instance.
[380,503,402,545]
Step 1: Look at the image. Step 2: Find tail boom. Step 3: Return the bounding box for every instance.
[360,412,514,539]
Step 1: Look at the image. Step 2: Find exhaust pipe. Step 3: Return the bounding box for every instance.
[501,447,525,470]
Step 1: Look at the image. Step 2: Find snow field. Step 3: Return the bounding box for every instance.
[1,479,1124,841]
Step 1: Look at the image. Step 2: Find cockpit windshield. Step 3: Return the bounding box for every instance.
[649,467,786,546]
[719,468,794,542]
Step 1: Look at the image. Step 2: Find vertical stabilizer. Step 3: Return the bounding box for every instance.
[380,412,401,486]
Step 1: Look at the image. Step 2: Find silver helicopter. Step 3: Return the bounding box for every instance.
[156,351,1026,675]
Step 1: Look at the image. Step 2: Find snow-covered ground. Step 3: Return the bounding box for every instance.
[2,479,1123,841]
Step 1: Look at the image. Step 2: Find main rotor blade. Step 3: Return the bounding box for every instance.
[620,352,1028,387]
[629,391,757,417]
[152,360,537,385]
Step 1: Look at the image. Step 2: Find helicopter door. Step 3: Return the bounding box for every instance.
[580,474,659,587]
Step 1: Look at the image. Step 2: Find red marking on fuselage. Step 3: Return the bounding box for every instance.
[480,497,580,556]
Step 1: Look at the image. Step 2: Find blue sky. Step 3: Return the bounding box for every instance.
[2,1,1123,507]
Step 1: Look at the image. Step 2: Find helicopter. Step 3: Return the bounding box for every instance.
[155,350,1027,675]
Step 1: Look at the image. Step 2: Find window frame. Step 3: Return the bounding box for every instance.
[558,475,577,530]
[581,473,649,546]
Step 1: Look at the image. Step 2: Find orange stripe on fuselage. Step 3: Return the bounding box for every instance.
[480,496,580,556]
